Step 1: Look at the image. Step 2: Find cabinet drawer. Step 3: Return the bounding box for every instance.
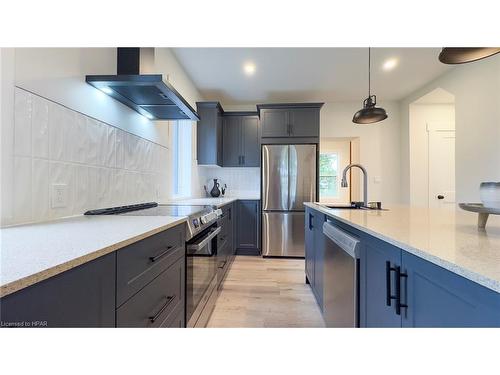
[160,303,185,328]
[116,256,185,327]
[116,224,185,306]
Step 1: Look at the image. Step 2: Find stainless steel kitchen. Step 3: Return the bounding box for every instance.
[0,2,499,375]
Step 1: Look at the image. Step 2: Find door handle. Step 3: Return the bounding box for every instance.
[399,270,409,315]
[437,195,444,200]
[393,266,409,316]
[385,261,397,307]
[308,213,314,230]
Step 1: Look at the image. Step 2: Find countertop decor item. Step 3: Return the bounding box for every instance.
[210,178,221,197]
[352,47,388,124]
[479,182,500,209]
[458,203,500,229]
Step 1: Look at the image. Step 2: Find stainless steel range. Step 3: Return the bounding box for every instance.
[85,202,223,327]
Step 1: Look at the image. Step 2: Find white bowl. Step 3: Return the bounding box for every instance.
[480,182,500,209]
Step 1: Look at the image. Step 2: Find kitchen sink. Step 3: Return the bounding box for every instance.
[320,202,387,211]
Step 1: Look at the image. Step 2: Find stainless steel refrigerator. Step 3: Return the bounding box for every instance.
[262,144,317,257]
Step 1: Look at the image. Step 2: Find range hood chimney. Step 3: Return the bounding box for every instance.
[86,48,199,121]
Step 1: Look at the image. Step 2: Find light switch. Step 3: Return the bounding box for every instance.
[51,184,68,208]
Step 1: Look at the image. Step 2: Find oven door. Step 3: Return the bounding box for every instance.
[186,226,220,327]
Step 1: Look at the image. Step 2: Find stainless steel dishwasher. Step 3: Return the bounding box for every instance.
[323,220,361,327]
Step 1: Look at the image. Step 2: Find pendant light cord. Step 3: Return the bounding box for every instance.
[368,47,371,97]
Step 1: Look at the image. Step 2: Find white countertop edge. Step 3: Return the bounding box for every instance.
[304,203,500,293]
[0,216,187,298]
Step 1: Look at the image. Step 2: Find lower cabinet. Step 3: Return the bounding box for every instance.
[116,256,185,328]
[359,230,500,328]
[235,200,260,255]
[217,203,235,288]
[0,223,187,328]
[304,206,326,311]
[0,253,116,328]
[400,252,500,327]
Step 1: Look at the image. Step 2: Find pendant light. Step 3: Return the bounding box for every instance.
[439,47,500,64]
[352,48,388,124]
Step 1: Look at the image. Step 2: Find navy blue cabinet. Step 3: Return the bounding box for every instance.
[359,236,402,327]
[401,252,500,327]
[0,253,116,327]
[197,102,224,166]
[304,206,326,311]
[222,113,260,167]
[359,230,500,328]
[235,200,260,255]
[258,103,323,140]
[305,207,315,285]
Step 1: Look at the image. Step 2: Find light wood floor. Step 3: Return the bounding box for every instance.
[207,256,325,328]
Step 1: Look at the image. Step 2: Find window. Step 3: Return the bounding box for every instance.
[319,153,339,199]
[172,120,192,198]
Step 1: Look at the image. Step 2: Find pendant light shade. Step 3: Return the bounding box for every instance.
[352,95,388,124]
[353,48,388,124]
[439,47,500,64]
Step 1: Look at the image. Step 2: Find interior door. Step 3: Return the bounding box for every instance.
[428,127,455,208]
[262,145,289,211]
[289,144,317,211]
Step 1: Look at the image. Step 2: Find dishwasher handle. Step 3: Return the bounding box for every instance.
[322,221,360,258]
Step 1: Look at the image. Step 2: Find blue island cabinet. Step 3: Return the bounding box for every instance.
[401,252,500,327]
[304,206,326,311]
[359,231,500,327]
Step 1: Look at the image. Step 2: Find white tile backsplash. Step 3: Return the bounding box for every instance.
[3,88,169,226]
[197,166,260,197]
[31,95,49,158]
[14,89,32,157]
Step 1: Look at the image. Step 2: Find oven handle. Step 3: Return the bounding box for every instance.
[187,226,221,252]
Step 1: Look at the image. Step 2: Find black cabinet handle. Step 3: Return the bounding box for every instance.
[385,261,398,307]
[242,155,245,165]
[308,213,314,230]
[149,246,173,262]
[228,208,232,220]
[149,295,175,323]
[437,195,444,200]
[399,270,409,314]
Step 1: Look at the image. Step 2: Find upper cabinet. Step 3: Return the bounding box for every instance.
[257,103,323,140]
[223,113,260,167]
[196,102,224,166]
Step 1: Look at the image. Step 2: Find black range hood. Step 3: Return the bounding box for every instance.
[86,48,199,121]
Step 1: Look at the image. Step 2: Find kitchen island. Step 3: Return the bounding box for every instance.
[304,203,500,327]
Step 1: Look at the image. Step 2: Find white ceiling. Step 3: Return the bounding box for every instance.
[171,48,453,105]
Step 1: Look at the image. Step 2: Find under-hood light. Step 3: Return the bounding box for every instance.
[100,86,113,95]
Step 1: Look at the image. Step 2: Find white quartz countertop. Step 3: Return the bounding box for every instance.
[0,215,187,298]
[304,203,500,293]
[162,195,260,208]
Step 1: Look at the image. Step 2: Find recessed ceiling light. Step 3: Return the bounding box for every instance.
[382,58,399,71]
[243,62,256,75]
[100,86,113,95]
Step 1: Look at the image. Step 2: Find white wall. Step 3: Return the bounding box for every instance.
[409,103,455,206]
[400,54,500,203]
[320,101,401,204]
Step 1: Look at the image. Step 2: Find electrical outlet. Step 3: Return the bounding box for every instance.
[51,184,68,208]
